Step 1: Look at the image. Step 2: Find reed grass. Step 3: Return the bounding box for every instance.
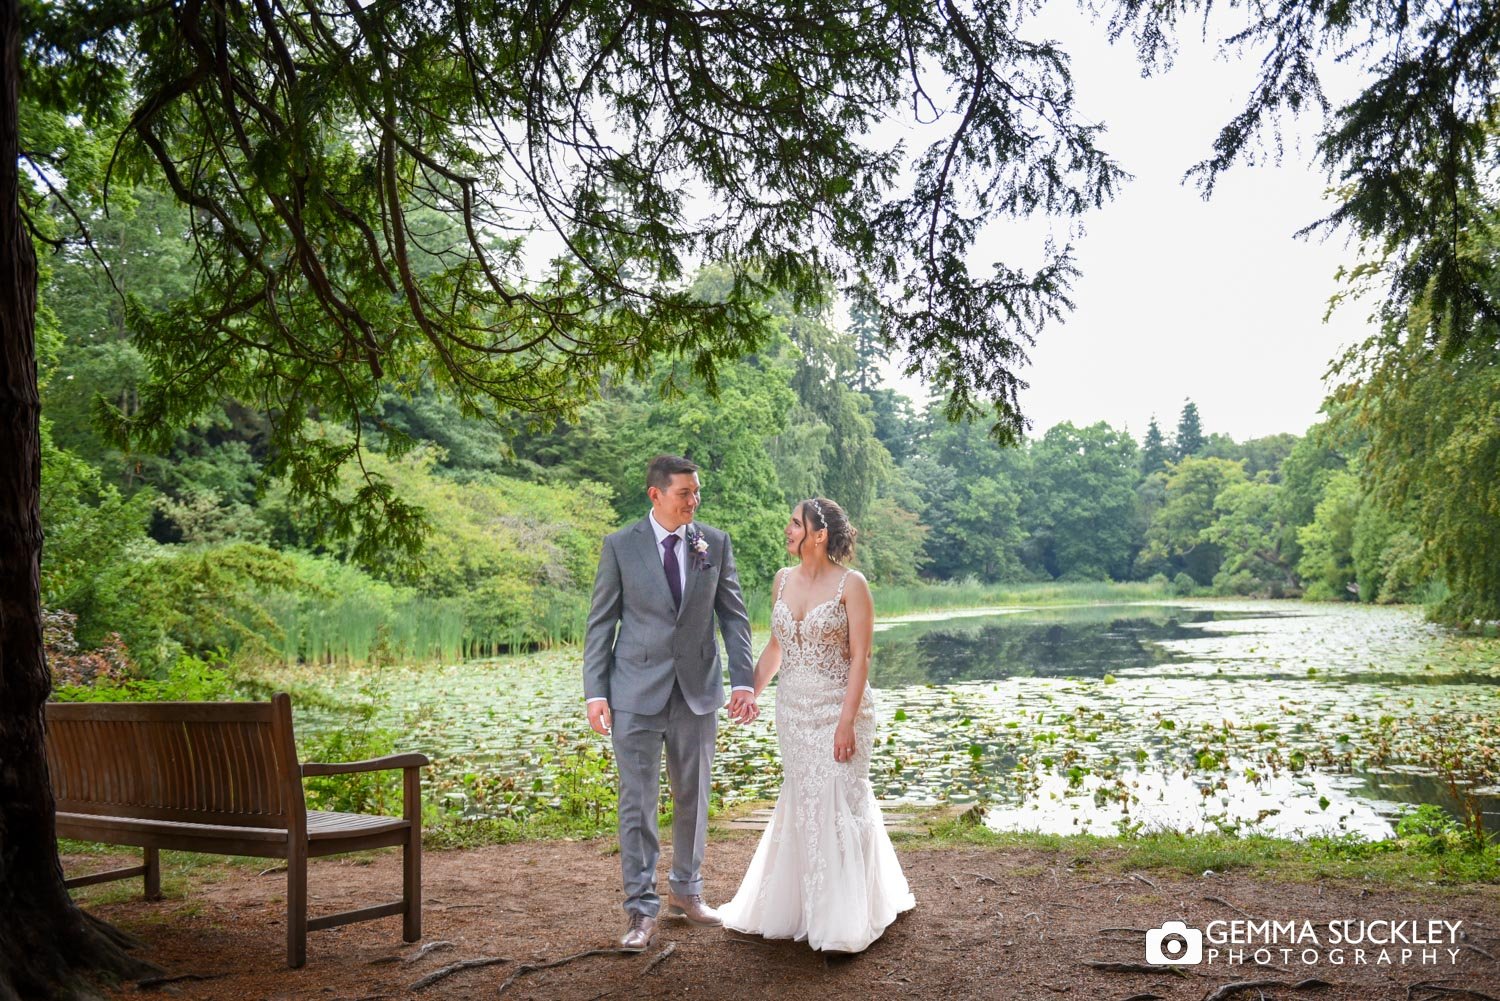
[264,592,468,667]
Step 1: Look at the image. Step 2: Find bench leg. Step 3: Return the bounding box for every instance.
[287,847,308,969]
[144,847,161,901]
[403,769,422,942]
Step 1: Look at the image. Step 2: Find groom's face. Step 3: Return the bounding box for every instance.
[649,472,701,530]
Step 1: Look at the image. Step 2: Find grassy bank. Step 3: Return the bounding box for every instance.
[911,818,1500,888]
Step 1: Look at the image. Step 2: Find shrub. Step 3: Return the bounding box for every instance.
[43,607,132,687]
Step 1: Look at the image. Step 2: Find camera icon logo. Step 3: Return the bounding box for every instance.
[1146,921,1203,965]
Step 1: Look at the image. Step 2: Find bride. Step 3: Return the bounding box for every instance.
[719,497,915,952]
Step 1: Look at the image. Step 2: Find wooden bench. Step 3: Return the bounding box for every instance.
[45,693,428,968]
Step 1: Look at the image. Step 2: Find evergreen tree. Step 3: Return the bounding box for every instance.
[1140,416,1171,475]
[848,293,883,392]
[1174,400,1204,459]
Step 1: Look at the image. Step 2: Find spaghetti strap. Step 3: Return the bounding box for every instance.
[835,568,852,600]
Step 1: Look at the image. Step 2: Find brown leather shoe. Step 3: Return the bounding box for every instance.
[665,892,722,927]
[619,912,657,952]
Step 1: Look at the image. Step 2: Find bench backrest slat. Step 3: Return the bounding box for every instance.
[45,696,304,829]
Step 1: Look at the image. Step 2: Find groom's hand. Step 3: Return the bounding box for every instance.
[726,690,759,724]
[587,700,612,736]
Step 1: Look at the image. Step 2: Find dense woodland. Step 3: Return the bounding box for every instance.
[36,185,1480,681]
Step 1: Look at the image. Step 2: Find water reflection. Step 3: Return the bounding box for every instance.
[869,605,1237,685]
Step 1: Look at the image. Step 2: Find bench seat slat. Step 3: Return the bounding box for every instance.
[56,811,290,842]
[307,811,410,840]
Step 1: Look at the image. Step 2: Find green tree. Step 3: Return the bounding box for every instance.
[1274,424,1348,570]
[1205,480,1295,596]
[847,291,884,393]
[1351,497,1429,605]
[40,185,194,474]
[1332,305,1500,621]
[1131,469,1171,579]
[1136,457,1247,584]
[853,498,930,586]
[1022,421,1139,580]
[1173,399,1204,459]
[1139,416,1171,476]
[747,274,893,520]
[914,410,1028,582]
[1297,469,1362,601]
[273,441,616,652]
[637,361,796,587]
[371,383,514,477]
[1198,432,1298,480]
[862,387,919,466]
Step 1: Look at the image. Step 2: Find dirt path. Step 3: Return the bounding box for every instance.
[74,833,1498,1001]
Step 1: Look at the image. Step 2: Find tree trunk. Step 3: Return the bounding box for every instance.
[0,2,157,996]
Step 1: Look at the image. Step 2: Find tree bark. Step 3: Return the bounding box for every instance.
[0,1,157,996]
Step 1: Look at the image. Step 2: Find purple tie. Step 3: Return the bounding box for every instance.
[662,535,682,611]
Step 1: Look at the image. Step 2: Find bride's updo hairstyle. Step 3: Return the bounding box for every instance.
[801,497,857,564]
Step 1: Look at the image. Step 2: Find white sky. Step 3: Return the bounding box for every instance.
[878,6,1376,443]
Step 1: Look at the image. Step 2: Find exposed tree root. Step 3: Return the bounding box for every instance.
[642,942,677,975]
[495,948,632,997]
[1202,978,1332,1000]
[136,972,225,991]
[1202,895,1256,920]
[408,956,512,990]
[1082,960,1189,977]
[1405,980,1499,1001]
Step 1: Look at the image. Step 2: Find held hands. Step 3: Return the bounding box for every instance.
[833,720,855,763]
[726,689,760,724]
[587,700,612,736]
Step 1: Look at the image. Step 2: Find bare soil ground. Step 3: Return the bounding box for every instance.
[70,831,1499,1001]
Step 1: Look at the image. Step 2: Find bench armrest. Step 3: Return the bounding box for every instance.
[301,753,430,777]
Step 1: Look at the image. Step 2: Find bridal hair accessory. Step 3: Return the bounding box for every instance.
[685,525,712,569]
[805,496,854,564]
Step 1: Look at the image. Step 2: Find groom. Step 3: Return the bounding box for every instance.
[583,454,757,951]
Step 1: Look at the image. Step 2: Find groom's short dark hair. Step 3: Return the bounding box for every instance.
[647,454,698,491]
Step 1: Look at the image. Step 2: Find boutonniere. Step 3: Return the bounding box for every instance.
[685,525,712,570]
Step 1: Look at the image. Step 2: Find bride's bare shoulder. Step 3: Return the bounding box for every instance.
[841,569,872,600]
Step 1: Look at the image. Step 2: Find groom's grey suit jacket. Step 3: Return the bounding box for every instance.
[582,518,754,716]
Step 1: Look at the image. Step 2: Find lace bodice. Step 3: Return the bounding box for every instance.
[771,568,854,685]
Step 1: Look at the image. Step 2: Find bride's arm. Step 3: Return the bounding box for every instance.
[753,633,782,696]
[752,569,785,696]
[834,571,873,762]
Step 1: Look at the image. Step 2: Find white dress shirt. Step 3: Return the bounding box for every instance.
[585,512,752,705]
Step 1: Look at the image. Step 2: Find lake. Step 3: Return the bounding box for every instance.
[295,600,1500,840]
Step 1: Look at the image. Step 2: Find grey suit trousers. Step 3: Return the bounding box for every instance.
[611,681,717,917]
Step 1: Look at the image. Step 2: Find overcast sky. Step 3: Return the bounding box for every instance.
[879,6,1375,443]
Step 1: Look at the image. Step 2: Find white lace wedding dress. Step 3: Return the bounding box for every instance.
[720,569,914,952]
